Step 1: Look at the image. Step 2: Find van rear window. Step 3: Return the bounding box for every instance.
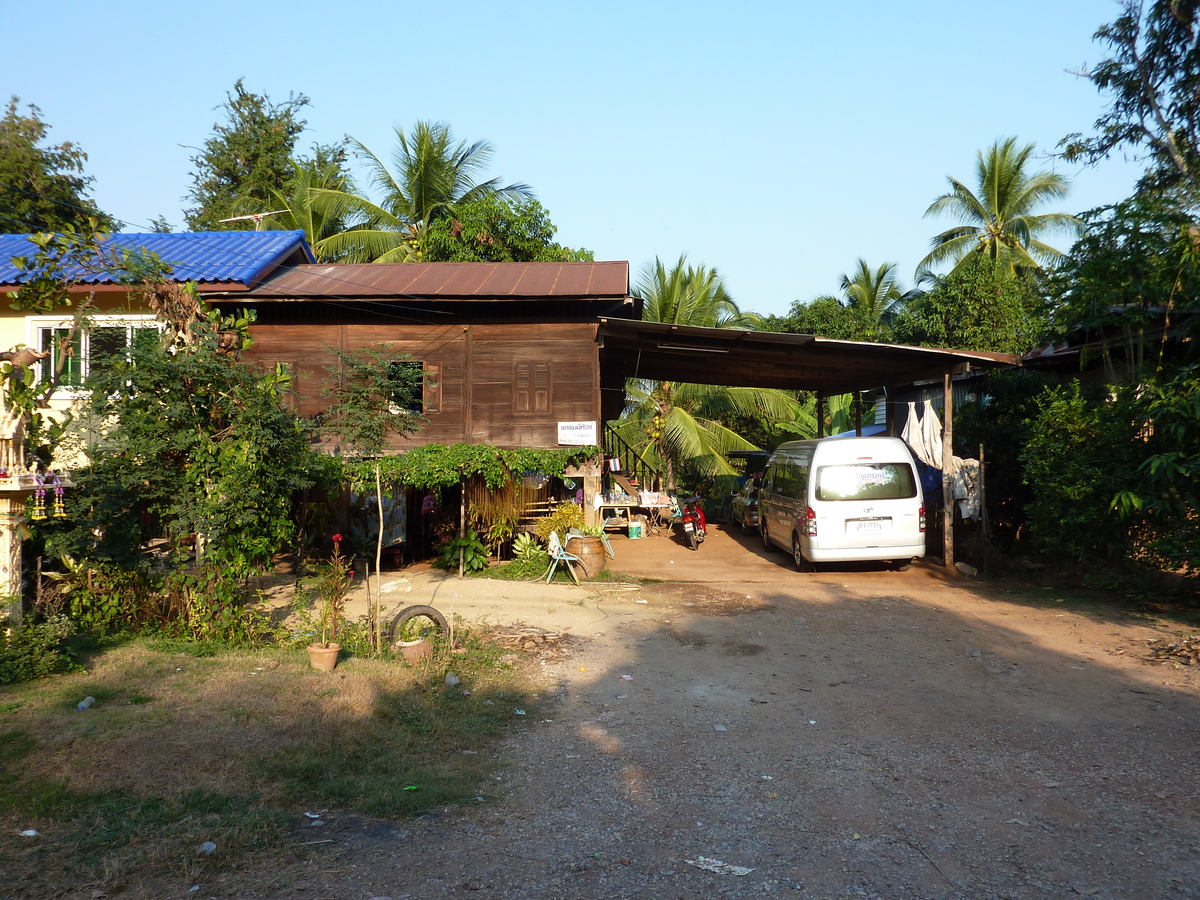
[815,464,917,501]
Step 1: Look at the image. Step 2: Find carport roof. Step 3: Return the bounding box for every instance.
[597,318,1019,393]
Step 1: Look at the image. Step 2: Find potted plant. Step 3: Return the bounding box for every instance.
[308,533,353,672]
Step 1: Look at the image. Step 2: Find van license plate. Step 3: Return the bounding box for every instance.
[855,521,882,533]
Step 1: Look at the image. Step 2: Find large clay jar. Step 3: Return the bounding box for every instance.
[565,535,608,579]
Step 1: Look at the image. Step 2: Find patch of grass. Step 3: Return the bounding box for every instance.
[0,627,544,895]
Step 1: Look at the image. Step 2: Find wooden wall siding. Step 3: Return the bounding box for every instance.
[244,320,601,451]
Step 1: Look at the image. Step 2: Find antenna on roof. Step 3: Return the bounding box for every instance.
[217,212,288,231]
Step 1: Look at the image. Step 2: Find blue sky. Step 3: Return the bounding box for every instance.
[2,0,1142,316]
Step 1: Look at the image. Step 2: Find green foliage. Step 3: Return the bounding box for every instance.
[36,298,317,587]
[476,550,551,580]
[892,254,1046,353]
[639,254,744,328]
[161,570,277,645]
[422,195,592,262]
[759,296,869,340]
[533,503,584,540]
[0,616,80,684]
[237,151,356,259]
[0,97,113,233]
[1046,196,1200,376]
[314,120,533,263]
[321,343,425,457]
[311,547,353,646]
[62,563,159,631]
[759,260,905,342]
[511,532,541,559]
[919,137,1080,277]
[434,530,489,572]
[1061,0,1200,201]
[357,443,600,492]
[1019,382,1147,558]
[623,257,803,488]
[185,80,311,231]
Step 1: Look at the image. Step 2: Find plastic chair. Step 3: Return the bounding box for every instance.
[600,519,616,558]
[545,531,582,585]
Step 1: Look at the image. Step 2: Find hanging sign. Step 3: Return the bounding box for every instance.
[557,420,598,446]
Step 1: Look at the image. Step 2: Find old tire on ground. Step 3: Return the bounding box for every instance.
[386,605,448,643]
[890,559,913,572]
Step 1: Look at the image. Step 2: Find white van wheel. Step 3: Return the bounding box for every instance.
[761,521,775,552]
[792,534,813,572]
[890,559,913,572]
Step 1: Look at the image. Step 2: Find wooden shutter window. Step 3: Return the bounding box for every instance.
[533,362,550,413]
[513,361,552,414]
[513,361,531,412]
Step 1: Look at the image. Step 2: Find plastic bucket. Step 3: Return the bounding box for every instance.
[628,521,643,540]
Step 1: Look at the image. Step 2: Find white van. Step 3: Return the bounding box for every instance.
[758,436,925,570]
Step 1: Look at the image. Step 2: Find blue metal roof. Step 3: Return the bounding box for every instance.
[0,231,314,287]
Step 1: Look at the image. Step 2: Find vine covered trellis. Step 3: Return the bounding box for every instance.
[340,443,601,491]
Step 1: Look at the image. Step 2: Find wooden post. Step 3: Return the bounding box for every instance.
[885,391,894,436]
[980,442,989,576]
[816,394,826,438]
[583,475,600,528]
[458,470,466,578]
[942,373,955,572]
[854,393,863,436]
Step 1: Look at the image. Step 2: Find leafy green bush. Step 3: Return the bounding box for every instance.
[476,550,551,581]
[434,530,489,572]
[533,503,584,540]
[1020,383,1145,559]
[0,616,81,684]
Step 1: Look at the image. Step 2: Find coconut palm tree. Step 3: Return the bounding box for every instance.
[315,121,532,263]
[918,137,1082,277]
[614,256,802,489]
[813,259,905,339]
[241,156,359,261]
[638,255,745,328]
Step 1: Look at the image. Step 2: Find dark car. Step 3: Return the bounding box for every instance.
[730,479,761,535]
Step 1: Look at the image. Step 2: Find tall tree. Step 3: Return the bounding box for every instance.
[420,195,592,263]
[614,257,801,489]
[918,137,1081,277]
[315,121,533,262]
[0,97,113,233]
[757,260,904,342]
[1060,0,1200,201]
[892,254,1046,354]
[638,254,744,328]
[184,80,310,231]
[239,150,357,259]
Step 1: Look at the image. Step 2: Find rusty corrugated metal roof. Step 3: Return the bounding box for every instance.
[242,261,629,300]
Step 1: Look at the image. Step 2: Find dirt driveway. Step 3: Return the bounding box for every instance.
[232,526,1198,899]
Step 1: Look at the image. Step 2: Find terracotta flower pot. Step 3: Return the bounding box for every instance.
[308,642,340,673]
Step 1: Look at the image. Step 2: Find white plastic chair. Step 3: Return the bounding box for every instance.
[545,531,582,584]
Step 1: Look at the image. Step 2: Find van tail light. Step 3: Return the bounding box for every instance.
[805,506,818,536]
[919,504,926,532]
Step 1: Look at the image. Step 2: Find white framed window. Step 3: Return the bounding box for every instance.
[28,315,162,394]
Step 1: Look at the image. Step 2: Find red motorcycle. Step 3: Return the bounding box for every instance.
[678,496,708,550]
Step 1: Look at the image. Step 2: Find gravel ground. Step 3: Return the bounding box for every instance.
[209,544,1200,900]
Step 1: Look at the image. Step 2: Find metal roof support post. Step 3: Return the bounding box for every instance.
[816,394,826,438]
[942,373,955,573]
[854,393,863,436]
